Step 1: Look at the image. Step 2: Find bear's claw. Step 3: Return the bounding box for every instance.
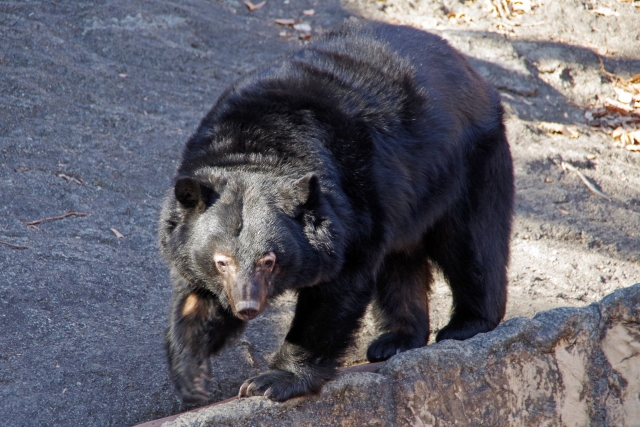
[238,369,322,402]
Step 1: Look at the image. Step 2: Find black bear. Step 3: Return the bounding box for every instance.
[159,21,513,403]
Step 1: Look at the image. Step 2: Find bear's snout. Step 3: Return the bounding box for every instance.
[215,252,275,321]
[231,280,267,321]
[235,300,260,321]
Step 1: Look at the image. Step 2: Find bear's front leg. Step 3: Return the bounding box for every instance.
[166,288,245,403]
[238,279,373,401]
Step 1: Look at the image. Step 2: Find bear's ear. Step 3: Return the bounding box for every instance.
[293,173,320,209]
[279,173,321,217]
[174,177,202,208]
[174,177,218,209]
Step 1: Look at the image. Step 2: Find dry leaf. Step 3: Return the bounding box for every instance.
[567,128,580,138]
[111,228,124,239]
[626,144,640,151]
[614,87,633,104]
[620,133,632,145]
[604,98,634,113]
[275,18,296,26]
[118,73,127,78]
[302,9,315,16]
[493,0,531,20]
[591,7,619,16]
[612,127,626,138]
[586,68,640,150]
[510,0,531,13]
[244,1,266,11]
[293,23,311,32]
[538,121,565,134]
[448,12,472,23]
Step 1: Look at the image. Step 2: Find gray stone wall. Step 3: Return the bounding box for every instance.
[157,283,640,427]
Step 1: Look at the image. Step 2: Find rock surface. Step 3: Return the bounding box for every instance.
[2,1,640,426]
[161,283,640,427]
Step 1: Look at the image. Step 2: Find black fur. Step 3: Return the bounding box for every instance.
[159,21,514,403]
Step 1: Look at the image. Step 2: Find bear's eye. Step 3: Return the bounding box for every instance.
[213,254,233,274]
[258,252,276,272]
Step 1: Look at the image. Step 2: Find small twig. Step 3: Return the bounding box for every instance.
[561,162,611,201]
[0,240,29,250]
[597,57,619,83]
[57,174,84,185]
[244,0,266,11]
[517,21,546,27]
[24,211,89,226]
[110,228,124,239]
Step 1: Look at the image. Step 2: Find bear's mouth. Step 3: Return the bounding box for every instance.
[235,300,261,321]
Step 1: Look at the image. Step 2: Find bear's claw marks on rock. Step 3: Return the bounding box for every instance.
[366,332,426,362]
[238,369,324,402]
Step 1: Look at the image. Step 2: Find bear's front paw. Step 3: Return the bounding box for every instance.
[366,332,425,362]
[238,369,324,402]
[169,357,212,404]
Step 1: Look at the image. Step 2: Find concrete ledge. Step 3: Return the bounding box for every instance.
[141,283,640,427]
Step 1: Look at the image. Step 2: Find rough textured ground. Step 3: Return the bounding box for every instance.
[1,1,638,426]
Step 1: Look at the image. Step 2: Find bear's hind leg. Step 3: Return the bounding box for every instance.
[366,251,431,362]
[431,229,508,343]
[430,132,513,343]
[431,236,508,343]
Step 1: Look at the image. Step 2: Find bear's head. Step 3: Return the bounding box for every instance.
[159,171,345,321]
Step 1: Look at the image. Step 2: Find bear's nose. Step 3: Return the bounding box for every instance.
[236,300,260,321]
